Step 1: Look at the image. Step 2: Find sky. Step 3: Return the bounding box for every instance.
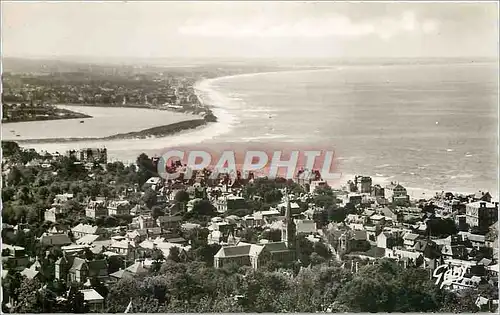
[2,1,498,60]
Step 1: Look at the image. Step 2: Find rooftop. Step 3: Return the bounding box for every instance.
[80,289,104,302]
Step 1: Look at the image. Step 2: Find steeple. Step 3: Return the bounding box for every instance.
[282,187,296,248]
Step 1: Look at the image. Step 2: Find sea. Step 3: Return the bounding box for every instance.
[6,61,499,199]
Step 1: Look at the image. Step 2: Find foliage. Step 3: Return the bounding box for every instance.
[426,218,458,238]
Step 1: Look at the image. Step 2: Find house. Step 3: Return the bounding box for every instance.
[338,230,370,253]
[156,215,182,230]
[385,182,409,206]
[52,193,74,207]
[19,259,43,280]
[110,261,149,281]
[165,237,186,245]
[216,195,247,213]
[138,239,190,258]
[347,246,386,260]
[370,214,386,226]
[48,225,69,235]
[441,244,468,260]
[85,200,108,218]
[371,184,385,197]
[109,240,137,261]
[181,222,201,231]
[20,267,42,281]
[295,219,317,235]
[71,224,104,239]
[126,230,148,243]
[345,214,366,225]
[472,191,492,202]
[61,244,90,257]
[377,232,398,249]
[80,289,105,312]
[386,249,424,267]
[39,233,72,246]
[207,230,238,245]
[1,244,30,271]
[133,215,156,229]
[55,256,108,283]
[252,209,281,227]
[385,182,407,200]
[462,232,486,249]
[44,207,59,223]
[76,234,103,246]
[107,200,131,216]
[403,233,420,249]
[414,239,441,259]
[354,175,372,193]
[310,180,328,194]
[143,177,163,190]
[465,201,498,231]
[344,193,363,206]
[277,201,300,214]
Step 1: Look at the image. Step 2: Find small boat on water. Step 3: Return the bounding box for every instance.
[80,120,85,123]
[16,134,20,137]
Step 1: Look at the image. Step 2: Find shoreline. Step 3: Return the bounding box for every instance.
[13,119,208,144]
[2,114,92,124]
[2,107,93,124]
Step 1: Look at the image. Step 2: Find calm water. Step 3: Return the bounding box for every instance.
[9,62,499,196]
[2,105,195,140]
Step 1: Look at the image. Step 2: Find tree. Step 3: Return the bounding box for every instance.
[152,205,165,220]
[90,278,108,300]
[191,244,221,265]
[335,260,443,312]
[296,234,314,266]
[2,186,16,202]
[7,166,23,186]
[261,229,282,242]
[167,246,181,263]
[137,153,156,186]
[426,218,457,238]
[313,186,337,208]
[108,256,125,274]
[241,228,259,243]
[2,141,21,158]
[313,241,332,259]
[12,278,43,313]
[66,284,88,313]
[328,206,347,223]
[174,190,190,203]
[190,200,216,217]
[142,189,157,209]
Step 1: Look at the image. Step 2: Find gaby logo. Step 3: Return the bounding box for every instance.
[432,264,467,289]
[156,144,342,181]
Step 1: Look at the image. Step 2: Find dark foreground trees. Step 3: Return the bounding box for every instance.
[102,259,488,313]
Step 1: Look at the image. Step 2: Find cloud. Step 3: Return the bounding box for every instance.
[178,11,439,40]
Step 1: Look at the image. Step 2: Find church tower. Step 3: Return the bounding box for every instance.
[281,187,296,248]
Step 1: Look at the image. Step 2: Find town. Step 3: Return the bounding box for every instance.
[1,141,498,313]
[1,68,216,124]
